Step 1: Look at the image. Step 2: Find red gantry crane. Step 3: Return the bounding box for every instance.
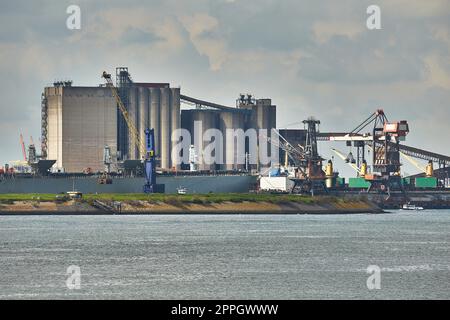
[19,133,27,162]
[318,109,409,194]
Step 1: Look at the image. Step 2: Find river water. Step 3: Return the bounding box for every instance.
[0,210,449,299]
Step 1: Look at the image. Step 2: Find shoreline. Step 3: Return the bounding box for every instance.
[0,208,385,216]
[0,195,383,215]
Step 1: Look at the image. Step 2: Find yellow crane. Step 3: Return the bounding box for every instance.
[102,71,145,158]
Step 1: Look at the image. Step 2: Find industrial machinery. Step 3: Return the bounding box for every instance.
[102,71,146,157]
[28,137,37,165]
[15,134,51,175]
[331,148,361,175]
[265,130,305,169]
[98,145,113,184]
[103,145,112,174]
[265,118,327,194]
[318,110,409,194]
[236,94,256,107]
[289,117,327,194]
[318,108,450,194]
[19,134,27,162]
[102,71,155,192]
[324,160,337,189]
[189,145,198,172]
[143,128,156,193]
[302,117,325,180]
[426,161,434,178]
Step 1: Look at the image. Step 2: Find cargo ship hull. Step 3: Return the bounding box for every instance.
[0,175,257,194]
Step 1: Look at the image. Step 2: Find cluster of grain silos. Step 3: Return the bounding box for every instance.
[125,84,180,169]
[42,66,275,174]
[181,109,221,171]
[236,97,277,171]
[219,111,247,171]
[180,96,277,172]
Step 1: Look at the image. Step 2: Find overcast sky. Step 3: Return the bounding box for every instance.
[0,0,449,176]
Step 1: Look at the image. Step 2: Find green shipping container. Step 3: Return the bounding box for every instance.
[336,177,345,186]
[348,177,371,188]
[415,177,437,188]
[401,177,411,185]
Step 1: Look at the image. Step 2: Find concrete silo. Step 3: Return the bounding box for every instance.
[220,112,246,171]
[160,87,172,170]
[136,83,180,170]
[149,88,161,166]
[128,86,139,160]
[181,109,221,172]
[138,86,149,160]
[240,98,277,172]
[44,85,117,173]
[170,88,181,169]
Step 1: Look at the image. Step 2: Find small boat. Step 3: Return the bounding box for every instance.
[66,191,83,199]
[177,187,187,195]
[401,203,424,211]
[66,179,83,199]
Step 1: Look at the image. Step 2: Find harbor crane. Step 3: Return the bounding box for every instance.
[331,148,361,174]
[319,109,409,194]
[143,128,156,193]
[265,118,327,194]
[287,117,327,194]
[102,71,146,157]
[19,134,27,162]
[102,71,156,193]
[264,129,305,170]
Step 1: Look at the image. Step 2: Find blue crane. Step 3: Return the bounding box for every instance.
[143,128,156,193]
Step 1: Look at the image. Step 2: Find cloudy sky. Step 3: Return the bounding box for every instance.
[0,0,449,176]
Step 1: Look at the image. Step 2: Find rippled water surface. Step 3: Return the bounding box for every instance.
[0,210,449,299]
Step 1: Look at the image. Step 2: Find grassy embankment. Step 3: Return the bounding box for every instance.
[0,193,361,205]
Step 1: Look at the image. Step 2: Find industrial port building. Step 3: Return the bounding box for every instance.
[181,96,277,172]
[116,82,181,169]
[43,85,117,173]
[3,67,448,199]
[41,68,276,173]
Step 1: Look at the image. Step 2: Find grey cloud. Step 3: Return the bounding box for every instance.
[295,9,450,85]
[0,1,72,42]
[298,34,426,84]
[119,27,164,45]
[210,0,318,51]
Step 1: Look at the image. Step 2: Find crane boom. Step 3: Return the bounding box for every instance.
[102,71,146,158]
[260,130,305,172]
[20,134,27,162]
[366,144,426,174]
[331,148,361,174]
[399,151,426,173]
